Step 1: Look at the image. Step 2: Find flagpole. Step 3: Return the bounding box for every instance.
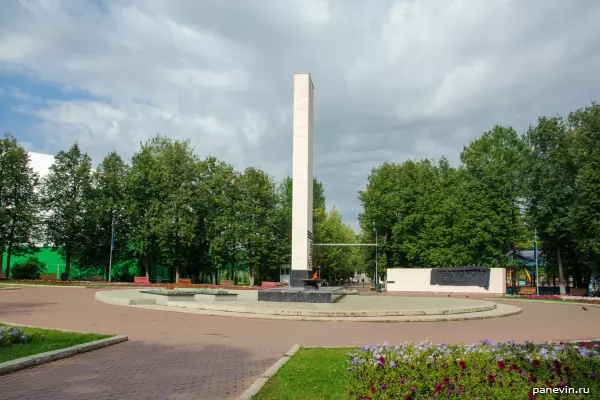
[108,220,114,283]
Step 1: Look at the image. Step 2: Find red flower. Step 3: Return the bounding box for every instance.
[379,355,385,364]
[458,360,467,369]
[371,385,376,394]
[509,363,520,371]
[528,392,537,399]
[434,382,444,393]
[404,395,412,400]
[528,374,537,383]
[545,379,552,388]
[443,376,450,384]
[487,374,496,382]
[532,359,540,367]
[498,361,506,370]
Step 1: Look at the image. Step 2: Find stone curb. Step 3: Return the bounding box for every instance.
[237,344,300,400]
[1,322,104,335]
[0,283,87,289]
[492,297,600,308]
[134,303,522,322]
[96,290,522,322]
[0,331,128,376]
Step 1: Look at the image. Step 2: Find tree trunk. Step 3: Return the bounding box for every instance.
[175,265,180,283]
[65,250,71,280]
[584,269,591,294]
[105,264,110,281]
[6,244,13,279]
[6,215,17,278]
[557,247,566,295]
[249,266,255,286]
[230,254,236,280]
[0,249,5,277]
[143,250,150,280]
[384,225,393,268]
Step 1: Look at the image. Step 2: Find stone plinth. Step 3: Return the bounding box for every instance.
[258,286,343,303]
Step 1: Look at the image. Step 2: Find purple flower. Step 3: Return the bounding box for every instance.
[389,361,396,367]
[590,371,597,380]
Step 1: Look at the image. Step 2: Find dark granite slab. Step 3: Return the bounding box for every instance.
[258,286,343,303]
[290,269,312,288]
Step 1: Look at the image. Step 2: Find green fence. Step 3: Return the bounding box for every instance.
[2,247,250,283]
[2,248,66,278]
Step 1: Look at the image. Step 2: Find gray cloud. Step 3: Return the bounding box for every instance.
[1,0,600,231]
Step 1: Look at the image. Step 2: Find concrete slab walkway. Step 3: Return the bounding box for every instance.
[0,286,598,400]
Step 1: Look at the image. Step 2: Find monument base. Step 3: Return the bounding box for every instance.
[258,286,344,303]
[289,269,313,288]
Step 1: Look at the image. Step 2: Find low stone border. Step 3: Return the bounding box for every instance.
[0,324,128,376]
[492,297,600,308]
[0,283,87,289]
[237,344,300,400]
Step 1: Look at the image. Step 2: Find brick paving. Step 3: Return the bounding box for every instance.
[0,286,598,400]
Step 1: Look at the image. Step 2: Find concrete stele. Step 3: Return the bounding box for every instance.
[290,73,315,287]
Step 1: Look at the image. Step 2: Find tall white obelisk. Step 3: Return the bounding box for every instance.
[290,73,314,287]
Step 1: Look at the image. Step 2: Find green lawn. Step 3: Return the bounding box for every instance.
[0,324,112,363]
[254,347,349,400]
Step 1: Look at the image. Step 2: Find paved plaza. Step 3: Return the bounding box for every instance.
[0,286,598,400]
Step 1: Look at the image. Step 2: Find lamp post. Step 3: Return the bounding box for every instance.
[108,218,114,283]
[373,222,378,287]
[534,228,539,295]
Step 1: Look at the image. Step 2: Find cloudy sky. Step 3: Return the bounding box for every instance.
[1,0,599,231]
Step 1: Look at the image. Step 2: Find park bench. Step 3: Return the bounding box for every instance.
[220,280,234,285]
[89,275,104,281]
[519,286,537,295]
[261,281,278,288]
[178,278,192,284]
[569,287,588,296]
[134,276,149,284]
[0,270,6,280]
[39,273,56,281]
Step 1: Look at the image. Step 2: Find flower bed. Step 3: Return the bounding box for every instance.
[505,294,600,304]
[0,326,33,347]
[3,279,260,290]
[0,324,111,363]
[347,340,599,399]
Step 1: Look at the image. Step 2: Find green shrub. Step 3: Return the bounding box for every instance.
[347,340,599,399]
[11,257,46,279]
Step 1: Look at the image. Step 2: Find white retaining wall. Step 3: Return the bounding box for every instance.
[386,268,506,295]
